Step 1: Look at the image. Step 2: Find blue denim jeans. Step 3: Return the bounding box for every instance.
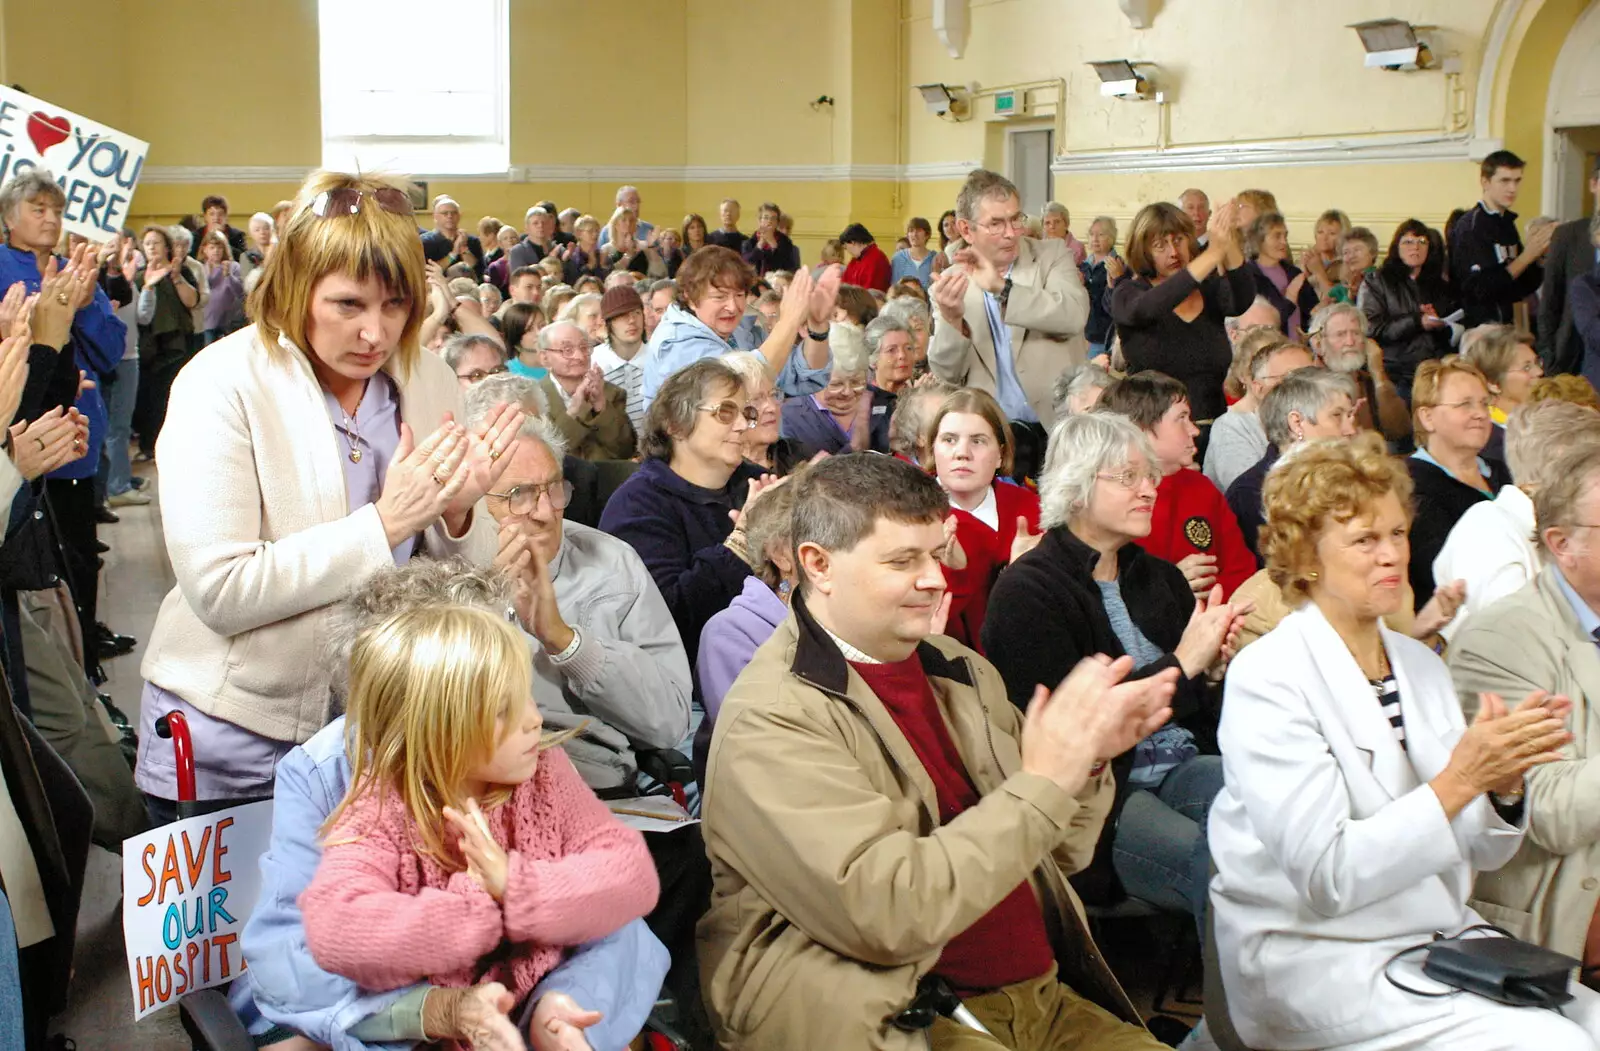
[1111,754,1224,933]
[102,355,139,497]
[0,889,22,1050]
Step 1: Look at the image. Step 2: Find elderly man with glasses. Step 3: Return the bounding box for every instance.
[536,320,637,460]
[929,169,1090,433]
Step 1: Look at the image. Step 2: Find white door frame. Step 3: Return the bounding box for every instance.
[1003,120,1056,214]
[1543,0,1600,219]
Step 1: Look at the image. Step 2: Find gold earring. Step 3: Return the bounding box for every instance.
[1307,571,1319,581]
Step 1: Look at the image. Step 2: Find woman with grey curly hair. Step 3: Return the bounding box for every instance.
[981,411,1245,928]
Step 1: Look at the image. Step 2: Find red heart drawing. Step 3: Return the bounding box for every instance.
[26,112,71,154]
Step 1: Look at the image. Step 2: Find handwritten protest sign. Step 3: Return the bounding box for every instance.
[0,86,147,240]
[122,801,272,1021]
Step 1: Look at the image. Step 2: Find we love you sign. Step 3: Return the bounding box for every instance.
[0,85,148,239]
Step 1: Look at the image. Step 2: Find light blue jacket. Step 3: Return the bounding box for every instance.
[232,717,669,1051]
[640,305,830,409]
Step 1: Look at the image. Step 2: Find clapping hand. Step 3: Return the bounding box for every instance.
[930,264,970,326]
[0,283,28,340]
[529,993,602,1051]
[452,983,523,1051]
[9,406,86,480]
[730,473,788,530]
[936,514,967,570]
[1176,552,1218,595]
[567,367,605,417]
[1009,517,1042,563]
[951,246,1003,295]
[1175,584,1251,678]
[443,798,509,900]
[1441,690,1572,802]
[1020,655,1178,792]
[806,264,843,331]
[443,403,524,525]
[373,422,473,548]
[0,328,31,427]
[1412,579,1466,640]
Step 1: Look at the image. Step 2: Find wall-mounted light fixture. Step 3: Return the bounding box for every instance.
[915,83,970,121]
[1088,60,1155,101]
[1349,19,1435,71]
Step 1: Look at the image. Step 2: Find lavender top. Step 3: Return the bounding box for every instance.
[136,373,415,802]
[202,261,245,332]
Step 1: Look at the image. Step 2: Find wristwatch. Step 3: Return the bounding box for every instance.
[806,326,831,342]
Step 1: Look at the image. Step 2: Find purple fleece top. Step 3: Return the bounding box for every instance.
[692,575,789,781]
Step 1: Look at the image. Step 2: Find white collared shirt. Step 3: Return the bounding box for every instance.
[1432,484,1538,641]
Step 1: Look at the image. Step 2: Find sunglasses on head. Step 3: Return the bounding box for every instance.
[307,187,414,220]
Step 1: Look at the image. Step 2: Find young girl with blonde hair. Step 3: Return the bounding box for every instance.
[300,603,658,1042]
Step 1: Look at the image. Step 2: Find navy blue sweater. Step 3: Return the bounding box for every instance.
[598,457,763,664]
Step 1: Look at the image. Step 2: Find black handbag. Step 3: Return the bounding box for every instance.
[1387,924,1580,1009]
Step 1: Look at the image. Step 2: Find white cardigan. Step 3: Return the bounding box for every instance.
[1208,603,1525,1051]
[141,325,496,744]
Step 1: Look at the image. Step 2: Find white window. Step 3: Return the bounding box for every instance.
[318,0,509,176]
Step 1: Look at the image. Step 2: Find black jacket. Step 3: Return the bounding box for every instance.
[420,229,485,281]
[741,232,801,276]
[1449,203,1543,327]
[1538,216,1599,374]
[1406,454,1512,608]
[1361,265,1458,387]
[981,526,1208,904]
[1225,445,1280,562]
[1246,259,1321,336]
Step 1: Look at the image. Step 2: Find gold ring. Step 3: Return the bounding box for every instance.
[489,448,501,462]
[34,438,44,451]
[55,292,68,305]
[432,472,448,485]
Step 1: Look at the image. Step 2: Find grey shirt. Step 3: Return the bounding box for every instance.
[532,520,693,793]
[1202,408,1269,493]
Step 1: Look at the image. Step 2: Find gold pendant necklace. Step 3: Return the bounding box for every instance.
[342,406,363,463]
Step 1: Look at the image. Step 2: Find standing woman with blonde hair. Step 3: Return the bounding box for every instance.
[134,171,523,822]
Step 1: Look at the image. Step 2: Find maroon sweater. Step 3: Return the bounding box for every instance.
[850,654,1055,996]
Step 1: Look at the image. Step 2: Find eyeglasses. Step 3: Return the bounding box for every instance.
[1438,398,1492,413]
[824,381,869,395]
[1097,468,1161,490]
[486,480,574,515]
[698,400,759,426]
[750,388,785,407]
[543,343,590,358]
[307,187,413,219]
[1398,237,1429,249]
[977,214,1026,236]
[456,365,508,383]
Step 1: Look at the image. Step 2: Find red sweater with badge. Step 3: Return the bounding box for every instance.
[1145,467,1253,600]
[940,481,1041,652]
[849,654,1055,996]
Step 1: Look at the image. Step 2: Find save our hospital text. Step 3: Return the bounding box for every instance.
[131,815,245,1014]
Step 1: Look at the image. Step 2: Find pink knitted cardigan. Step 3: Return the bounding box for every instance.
[300,746,659,1006]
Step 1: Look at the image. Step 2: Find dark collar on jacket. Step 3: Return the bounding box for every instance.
[638,456,763,507]
[1042,523,1143,582]
[788,589,973,696]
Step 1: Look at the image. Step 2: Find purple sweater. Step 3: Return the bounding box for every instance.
[692,575,788,782]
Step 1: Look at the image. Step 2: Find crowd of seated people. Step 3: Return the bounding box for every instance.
[8,145,1600,1051]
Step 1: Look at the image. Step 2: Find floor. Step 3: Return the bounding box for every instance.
[42,462,1205,1050]
[49,462,192,1050]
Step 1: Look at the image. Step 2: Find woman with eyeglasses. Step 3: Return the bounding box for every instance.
[777,326,892,458]
[1462,323,1544,465]
[1112,199,1255,448]
[600,358,777,666]
[135,171,520,823]
[721,351,805,476]
[1361,218,1459,401]
[984,412,1243,923]
[925,388,1041,652]
[1406,356,1512,609]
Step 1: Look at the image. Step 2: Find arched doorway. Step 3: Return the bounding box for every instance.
[1544,0,1600,218]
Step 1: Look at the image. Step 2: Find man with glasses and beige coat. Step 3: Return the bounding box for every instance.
[929,169,1091,433]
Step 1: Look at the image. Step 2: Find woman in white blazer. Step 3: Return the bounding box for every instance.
[134,172,522,822]
[1201,433,1599,1051]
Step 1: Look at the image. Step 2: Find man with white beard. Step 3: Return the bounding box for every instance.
[1309,302,1411,443]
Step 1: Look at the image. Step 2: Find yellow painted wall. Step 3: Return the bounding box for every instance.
[1,0,1591,260]
[901,0,1508,247]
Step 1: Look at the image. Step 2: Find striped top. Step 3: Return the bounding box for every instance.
[591,342,646,434]
[1370,673,1406,751]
